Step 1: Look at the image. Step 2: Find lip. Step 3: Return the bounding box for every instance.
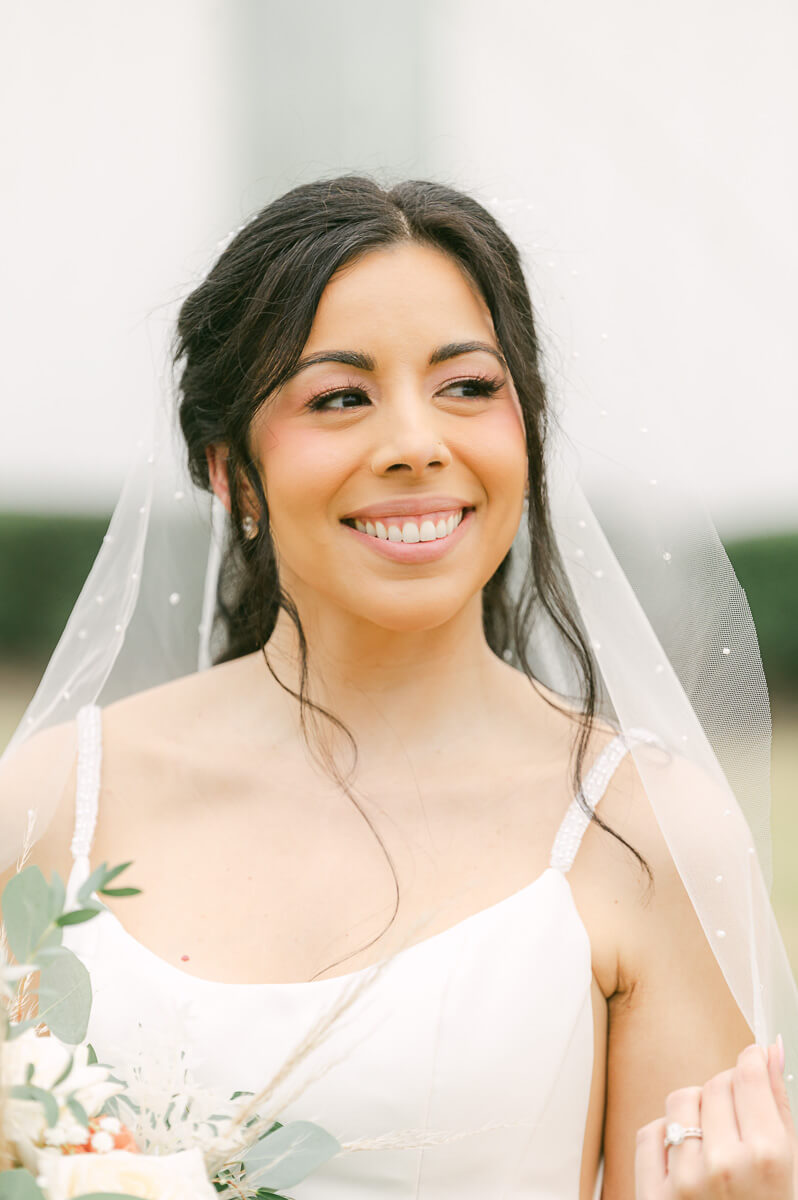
[341,506,475,563]
[341,494,474,520]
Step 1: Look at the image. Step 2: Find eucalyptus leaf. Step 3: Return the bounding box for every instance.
[77,860,109,906]
[36,945,92,1043]
[241,1121,341,1189]
[86,1041,98,1064]
[55,907,104,927]
[66,1095,89,1127]
[99,886,141,897]
[48,869,66,922]
[68,1194,153,1200]
[1,866,55,961]
[98,860,134,886]
[51,1051,75,1089]
[0,1168,47,1200]
[24,1062,34,1084]
[10,1084,59,1128]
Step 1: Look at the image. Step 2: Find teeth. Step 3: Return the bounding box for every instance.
[349,509,466,543]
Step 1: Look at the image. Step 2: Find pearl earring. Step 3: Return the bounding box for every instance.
[241,515,258,540]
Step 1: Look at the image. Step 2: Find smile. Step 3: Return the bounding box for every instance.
[340,507,475,562]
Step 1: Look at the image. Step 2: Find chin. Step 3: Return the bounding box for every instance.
[343,587,478,635]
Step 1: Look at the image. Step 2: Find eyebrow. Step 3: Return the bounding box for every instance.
[284,340,508,381]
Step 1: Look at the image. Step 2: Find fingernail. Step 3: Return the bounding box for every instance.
[777,1033,785,1074]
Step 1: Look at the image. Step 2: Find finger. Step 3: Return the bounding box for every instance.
[733,1042,786,1145]
[635,1116,667,1200]
[664,1084,703,1192]
[768,1039,797,1140]
[700,1065,742,1166]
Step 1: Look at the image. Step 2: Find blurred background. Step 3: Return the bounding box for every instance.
[1,2,796,955]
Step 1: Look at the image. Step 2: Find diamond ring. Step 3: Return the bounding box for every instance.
[664,1121,703,1149]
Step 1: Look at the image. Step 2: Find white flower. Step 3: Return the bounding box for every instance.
[36,1146,219,1200]
[2,1027,122,1112]
[61,1122,90,1144]
[42,1126,69,1147]
[1,1029,123,1159]
[89,1130,115,1153]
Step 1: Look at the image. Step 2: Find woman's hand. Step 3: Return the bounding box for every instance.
[635,1040,797,1198]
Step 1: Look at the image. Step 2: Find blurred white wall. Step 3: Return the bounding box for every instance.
[0,0,428,513]
[2,1,796,539]
[420,1,798,538]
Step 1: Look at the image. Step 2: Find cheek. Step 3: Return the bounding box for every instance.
[257,422,350,524]
[467,406,528,489]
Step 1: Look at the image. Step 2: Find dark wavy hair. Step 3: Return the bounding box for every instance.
[174,174,651,980]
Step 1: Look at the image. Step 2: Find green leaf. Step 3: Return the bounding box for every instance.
[51,1051,75,1089]
[66,1095,89,1127]
[24,1061,34,1084]
[48,869,66,922]
[55,907,104,927]
[86,1041,98,1064]
[241,1121,341,1190]
[36,945,92,1044]
[99,860,134,887]
[98,886,141,897]
[1,866,58,961]
[0,1168,47,1200]
[9,1084,59,1128]
[67,1194,154,1200]
[77,860,109,907]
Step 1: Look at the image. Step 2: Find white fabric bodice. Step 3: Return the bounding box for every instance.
[62,705,663,1198]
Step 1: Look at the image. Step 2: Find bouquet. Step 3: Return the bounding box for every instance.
[0,859,365,1200]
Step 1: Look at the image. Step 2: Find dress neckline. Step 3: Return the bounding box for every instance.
[87,863,579,993]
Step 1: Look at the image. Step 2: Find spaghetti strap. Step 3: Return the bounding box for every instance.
[70,704,103,865]
[549,727,666,873]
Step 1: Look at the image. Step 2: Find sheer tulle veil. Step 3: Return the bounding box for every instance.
[2,180,797,1123]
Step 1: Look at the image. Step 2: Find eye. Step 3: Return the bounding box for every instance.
[305,386,370,413]
[441,374,504,399]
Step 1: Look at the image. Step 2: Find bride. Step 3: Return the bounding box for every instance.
[1,175,795,1198]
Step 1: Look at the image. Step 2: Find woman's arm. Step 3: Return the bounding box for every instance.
[596,763,760,1199]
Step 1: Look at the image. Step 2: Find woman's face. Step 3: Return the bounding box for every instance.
[241,241,528,633]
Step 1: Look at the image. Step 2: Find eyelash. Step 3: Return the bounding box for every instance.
[304,373,505,413]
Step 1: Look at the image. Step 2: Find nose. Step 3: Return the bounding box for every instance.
[369,397,453,477]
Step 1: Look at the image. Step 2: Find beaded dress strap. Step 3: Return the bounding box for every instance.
[549,727,666,873]
[71,704,103,864]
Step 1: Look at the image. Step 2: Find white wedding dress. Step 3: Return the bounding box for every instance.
[61,704,663,1198]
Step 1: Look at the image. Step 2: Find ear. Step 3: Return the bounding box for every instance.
[205,442,261,522]
[205,443,233,515]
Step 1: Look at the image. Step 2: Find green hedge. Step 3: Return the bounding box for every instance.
[724,530,798,699]
[0,513,795,697]
[0,512,109,665]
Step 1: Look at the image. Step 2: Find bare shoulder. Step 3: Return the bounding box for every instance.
[0,718,81,892]
[574,732,747,1002]
[0,652,276,893]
